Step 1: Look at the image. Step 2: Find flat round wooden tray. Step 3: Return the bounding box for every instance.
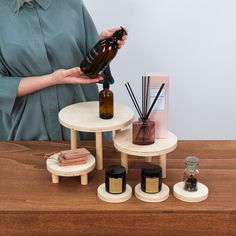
[135,183,170,203]
[97,183,132,203]
[173,181,209,202]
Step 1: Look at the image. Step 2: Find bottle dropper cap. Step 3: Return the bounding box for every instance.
[103,79,110,89]
[113,26,128,40]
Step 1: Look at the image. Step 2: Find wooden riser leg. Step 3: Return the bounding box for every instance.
[96,132,103,170]
[114,130,121,153]
[70,129,77,150]
[145,156,152,163]
[115,129,121,137]
[121,152,128,173]
[52,174,59,184]
[81,174,88,185]
[160,154,167,178]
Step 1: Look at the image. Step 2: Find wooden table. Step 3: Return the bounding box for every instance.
[0,141,236,236]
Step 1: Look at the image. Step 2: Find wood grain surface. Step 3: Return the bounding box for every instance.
[0,141,236,236]
[58,102,134,132]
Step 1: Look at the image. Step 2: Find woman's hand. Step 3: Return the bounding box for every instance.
[51,67,103,85]
[17,67,103,97]
[100,27,128,48]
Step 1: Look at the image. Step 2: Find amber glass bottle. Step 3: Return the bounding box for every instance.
[81,27,127,79]
[99,82,114,119]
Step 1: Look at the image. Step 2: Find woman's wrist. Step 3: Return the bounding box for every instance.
[47,72,59,86]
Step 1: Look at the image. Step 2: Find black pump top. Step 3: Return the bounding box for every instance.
[113,27,128,41]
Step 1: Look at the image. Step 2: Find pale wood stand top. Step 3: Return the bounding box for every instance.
[114,129,178,177]
[59,101,134,132]
[58,101,134,170]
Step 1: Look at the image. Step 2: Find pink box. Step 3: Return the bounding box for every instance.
[147,73,169,139]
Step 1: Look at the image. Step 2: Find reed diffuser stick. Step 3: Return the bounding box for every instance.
[145,83,165,119]
[145,76,150,117]
[127,83,143,118]
[143,76,146,118]
[142,76,144,117]
[125,83,143,119]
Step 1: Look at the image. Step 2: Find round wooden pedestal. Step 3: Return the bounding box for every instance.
[135,183,170,203]
[97,183,132,203]
[59,102,134,170]
[173,181,209,202]
[114,129,177,177]
[46,153,95,185]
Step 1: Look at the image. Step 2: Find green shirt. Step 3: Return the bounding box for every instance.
[0,0,111,140]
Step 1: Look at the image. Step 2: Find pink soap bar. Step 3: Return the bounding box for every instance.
[59,160,87,167]
[63,153,89,160]
[147,73,169,139]
[60,148,90,158]
[59,156,88,164]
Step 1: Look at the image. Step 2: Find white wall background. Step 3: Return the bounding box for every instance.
[84,0,236,140]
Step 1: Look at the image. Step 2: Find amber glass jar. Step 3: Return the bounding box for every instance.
[99,82,113,119]
[132,119,155,145]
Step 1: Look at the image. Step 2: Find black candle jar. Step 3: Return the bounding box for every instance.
[105,165,126,194]
[141,164,162,194]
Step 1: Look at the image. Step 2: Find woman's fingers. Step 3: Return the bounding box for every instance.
[53,68,104,85]
[117,40,125,45]
[100,27,128,40]
[108,27,128,34]
[69,76,103,84]
[118,34,128,48]
[64,67,81,76]
[122,35,128,40]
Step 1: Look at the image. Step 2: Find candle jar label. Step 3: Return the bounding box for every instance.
[109,178,122,193]
[146,177,159,193]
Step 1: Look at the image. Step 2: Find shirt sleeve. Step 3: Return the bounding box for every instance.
[81,2,115,85]
[81,1,99,53]
[0,57,22,115]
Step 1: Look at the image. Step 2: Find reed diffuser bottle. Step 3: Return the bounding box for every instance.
[99,81,114,119]
[132,118,155,145]
[81,27,127,79]
[125,77,165,145]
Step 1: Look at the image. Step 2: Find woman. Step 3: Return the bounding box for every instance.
[0,0,127,140]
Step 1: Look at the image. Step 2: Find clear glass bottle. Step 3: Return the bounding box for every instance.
[183,156,199,192]
[99,82,114,119]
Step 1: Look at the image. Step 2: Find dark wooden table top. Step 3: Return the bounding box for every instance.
[0,141,236,236]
